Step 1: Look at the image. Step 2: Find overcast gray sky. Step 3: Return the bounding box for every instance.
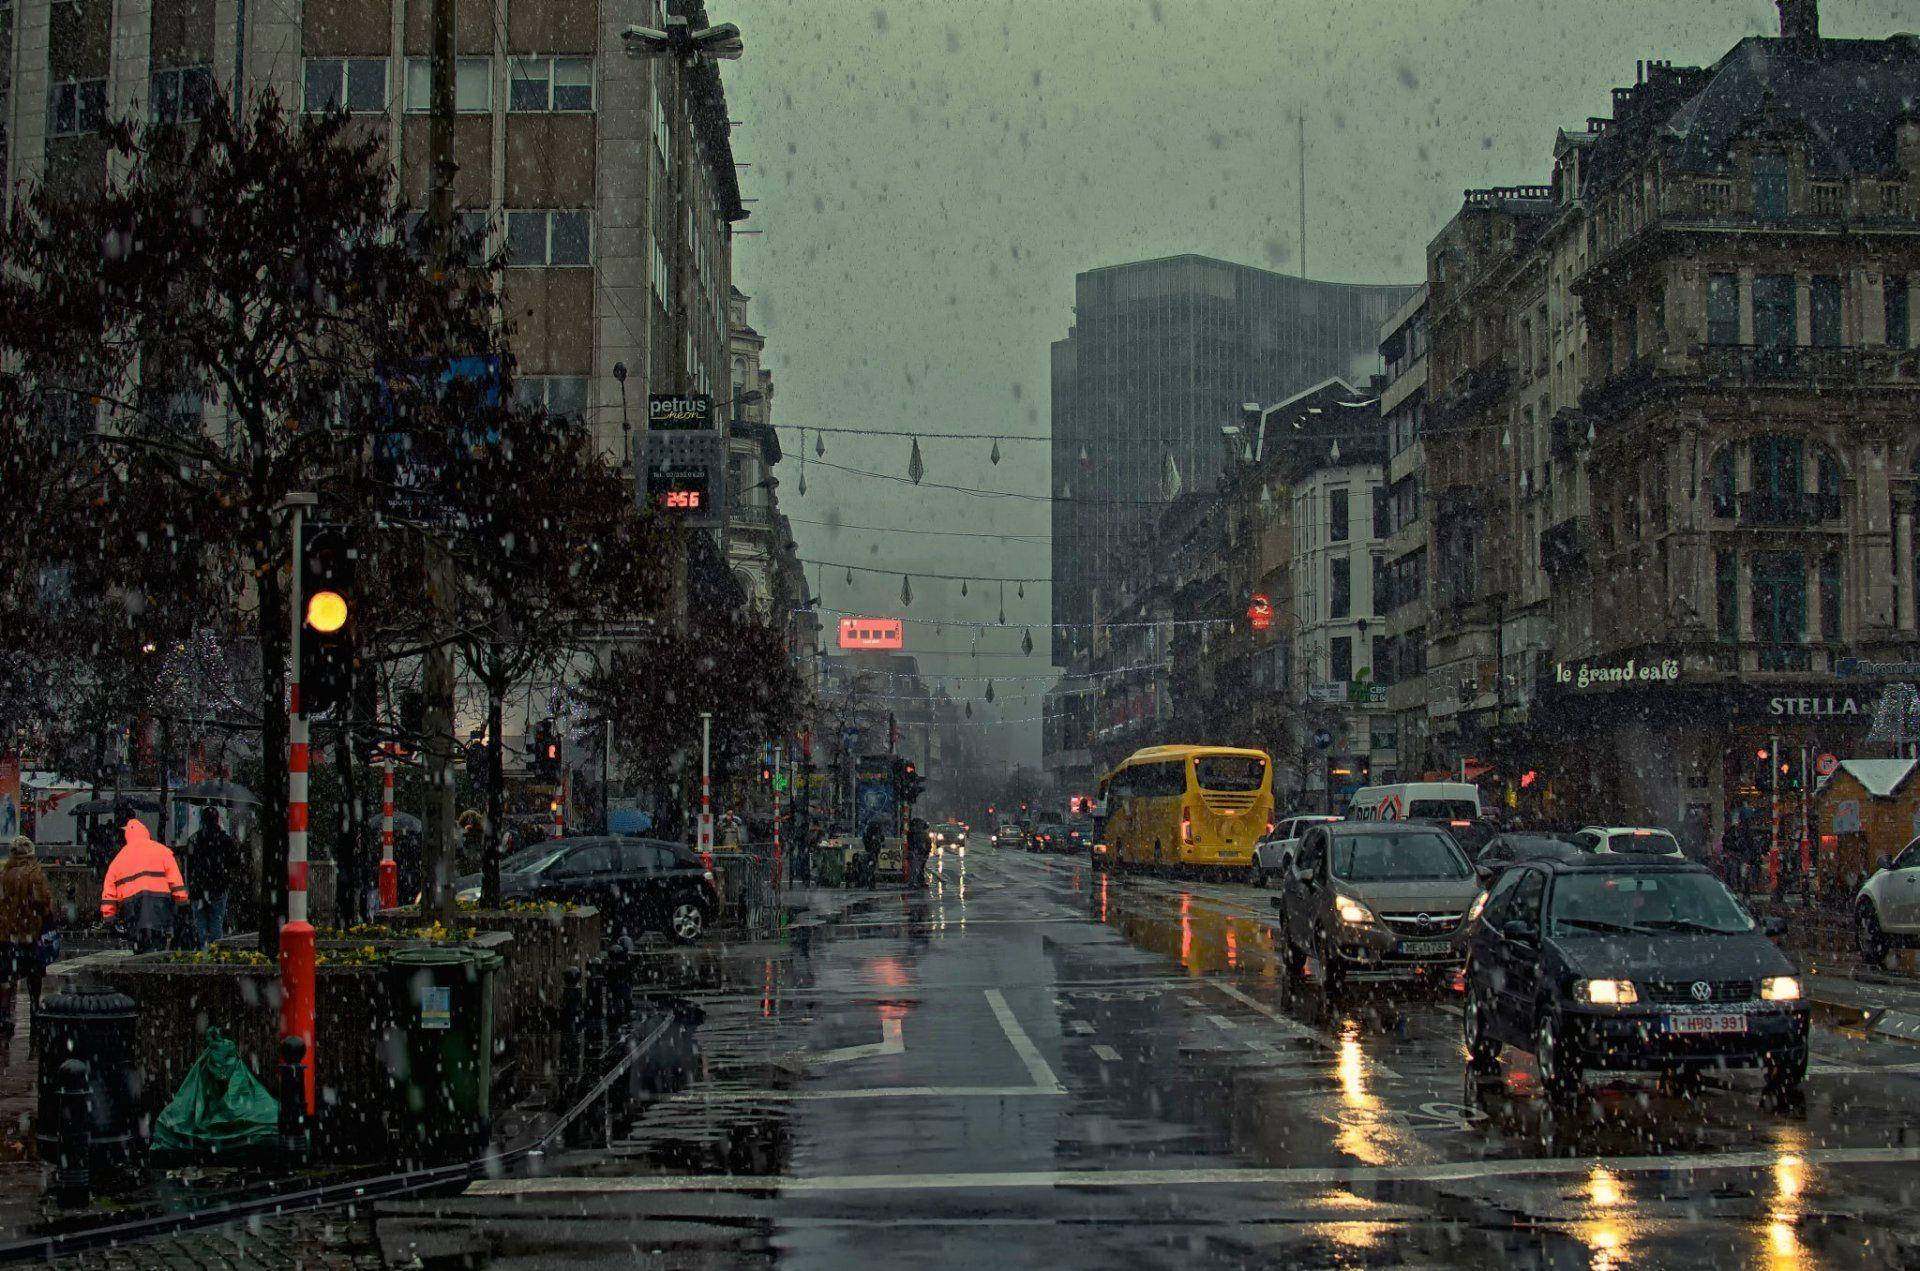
[724,0,1916,770]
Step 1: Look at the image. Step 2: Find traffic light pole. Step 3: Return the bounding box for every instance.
[379,748,397,910]
[698,712,714,857]
[281,494,317,1116]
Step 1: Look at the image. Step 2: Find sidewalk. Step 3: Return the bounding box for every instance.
[1804,963,1920,1043]
[0,985,41,1238]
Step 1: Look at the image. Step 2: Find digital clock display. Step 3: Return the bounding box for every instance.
[648,467,711,513]
[660,489,703,509]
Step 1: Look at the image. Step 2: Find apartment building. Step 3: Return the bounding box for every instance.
[3,0,746,460]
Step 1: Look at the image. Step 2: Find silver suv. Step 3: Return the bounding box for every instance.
[1273,822,1482,990]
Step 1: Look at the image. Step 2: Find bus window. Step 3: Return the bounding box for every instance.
[1194,755,1266,791]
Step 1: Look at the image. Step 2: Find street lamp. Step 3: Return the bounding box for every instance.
[623,16,744,62]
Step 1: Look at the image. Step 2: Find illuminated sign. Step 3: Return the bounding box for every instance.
[648,466,711,513]
[647,393,714,431]
[838,618,904,650]
[1247,593,1273,631]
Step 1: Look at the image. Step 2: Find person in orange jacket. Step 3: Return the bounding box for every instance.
[100,819,189,952]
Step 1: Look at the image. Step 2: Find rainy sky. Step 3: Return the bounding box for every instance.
[725,0,1915,769]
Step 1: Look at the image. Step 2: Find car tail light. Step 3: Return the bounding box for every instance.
[1182,807,1195,844]
[701,851,715,872]
[1266,821,1275,835]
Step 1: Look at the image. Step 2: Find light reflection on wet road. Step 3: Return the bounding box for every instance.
[378,837,1920,1268]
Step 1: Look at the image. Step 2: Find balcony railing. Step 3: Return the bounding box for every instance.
[728,502,773,528]
[1699,344,1867,385]
[1735,490,1843,526]
[1757,645,1812,673]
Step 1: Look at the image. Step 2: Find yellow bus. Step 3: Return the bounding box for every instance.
[1098,745,1274,875]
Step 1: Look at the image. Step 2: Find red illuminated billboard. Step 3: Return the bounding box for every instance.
[838,618,904,650]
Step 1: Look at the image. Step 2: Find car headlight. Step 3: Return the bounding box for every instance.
[1335,895,1374,925]
[1467,890,1490,923]
[1761,976,1801,1002]
[1573,978,1639,1006]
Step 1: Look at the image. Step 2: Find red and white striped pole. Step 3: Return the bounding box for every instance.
[378,747,397,910]
[772,745,783,891]
[281,495,317,1115]
[697,711,714,864]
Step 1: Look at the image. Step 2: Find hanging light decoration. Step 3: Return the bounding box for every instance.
[1017,582,1025,599]
[998,581,1006,626]
[1500,426,1512,449]
[965,701,973,718]
[985,681,995,703]
[1329,438,1342,463]
[960,579,968,596]
[797,469,807,496]
[1021,627,1033,656]
[901,574,912,605]
[815,432,825,457]
[989,438,1001,465]
[845,567,854,586]
[908,437,925,484]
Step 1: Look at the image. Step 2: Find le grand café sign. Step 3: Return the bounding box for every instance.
[1549,653,1884,724]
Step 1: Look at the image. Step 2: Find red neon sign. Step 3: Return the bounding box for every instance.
[1247,593,1273,631]
[838,617,904,650]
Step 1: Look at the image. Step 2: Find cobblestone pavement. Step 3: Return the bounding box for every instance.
[47,1209,384,1271]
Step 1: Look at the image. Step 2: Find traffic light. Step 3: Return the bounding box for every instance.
[532,719,560,781]
[901,760,925,804]
[299,522,356,715]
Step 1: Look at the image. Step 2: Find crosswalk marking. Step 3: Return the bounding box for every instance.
[1092,1044,1121,1062]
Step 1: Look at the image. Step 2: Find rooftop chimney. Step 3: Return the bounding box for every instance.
[1777,0,1819,49]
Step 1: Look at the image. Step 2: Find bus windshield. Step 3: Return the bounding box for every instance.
[1195,755,1267,791]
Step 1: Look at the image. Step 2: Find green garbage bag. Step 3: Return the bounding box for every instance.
[150,1028,281,1156]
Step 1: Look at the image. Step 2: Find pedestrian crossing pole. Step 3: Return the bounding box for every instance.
[281,493,318,1116]
[697,712,714,859]
[772,746,783,891]
[1767,731,1782,894]
[378,747,397,910]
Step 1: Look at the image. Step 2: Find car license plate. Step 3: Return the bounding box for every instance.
[1397,940,1452,957]
[1665,1013,1747,1035]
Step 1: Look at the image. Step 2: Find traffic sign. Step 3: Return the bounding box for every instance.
[1815,752,1838,778]
[1313,728,1333,751]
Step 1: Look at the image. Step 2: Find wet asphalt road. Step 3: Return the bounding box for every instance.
[379,837,1920,1269]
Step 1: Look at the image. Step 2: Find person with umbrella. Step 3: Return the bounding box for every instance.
[185,808,244,946]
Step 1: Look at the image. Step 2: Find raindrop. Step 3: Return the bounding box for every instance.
[901,575,912,605]
[989,438,1001,465]
[908,437,925,484]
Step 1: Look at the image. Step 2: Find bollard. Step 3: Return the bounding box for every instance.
[279,1035,310,1160]
[583,956,608,1053]
[51,1059,90,1208]
[562,966,583,1087]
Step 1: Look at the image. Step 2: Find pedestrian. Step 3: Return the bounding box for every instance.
[859,821,884,890]
[906,817,931,889]
[0,837,54,1032]
[100,819,189,953]
[185,808,244,947]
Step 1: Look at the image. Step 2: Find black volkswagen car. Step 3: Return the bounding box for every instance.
[1471,833,1584,885]
[1463,855,1807,1104]
[453,836,719,943]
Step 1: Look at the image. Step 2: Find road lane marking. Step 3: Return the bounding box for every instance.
[816,1017,905,1065]
[660,1085,1065,1103]
[468,1144,1920,1197]
[1809,1060,1920,1076]
[1068,1019,1095,1035]
[985,988,1066,1092]
[1209,982,1400,1078]
[1179,996,1204,1007]
[1205,1013,1281,1058]
[1092,1044,1121,1062]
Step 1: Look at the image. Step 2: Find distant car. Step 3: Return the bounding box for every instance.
[1463,855,1807,1106]
[1031,819,1068,852]
[993,821,1023,848]
[1472,833,1584,885]
[1571,826,1686,859]
[453,836,718,943]
[1404,815,1499,861]
[1062,816,1095,854]
[1252,815,1342,888]
[930,821,968,847]
[1273,821,1482,990]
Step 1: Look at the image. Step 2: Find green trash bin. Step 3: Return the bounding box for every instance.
[385,946,503,1165]
[813,842,845,888]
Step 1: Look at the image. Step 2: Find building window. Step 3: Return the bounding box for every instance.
[1330,555,1351,619]
[405,58,492,113]
[1372,552,1387,616]
[1752,551,1806,664]
[303,58,387,113]
[505,210,591,267]
[1753,274,1796,350]
[1819,552,1842,640]
[1716,549,1737,641]
[149,65,213,124]
[1811,275,1843,347]
[1707,273,1740,346]
[509,56,593,112]
[1710,447,1736,517]
[1329,636,1352,684]
[47,78,106,137]
[1371,634,1392,686]
[1652,287,1667,351]
[1751,434,1804,500]
[1623,304,1638,362]
[1889,275,1910,349]
[1752,154,1788,220]
[1371,487,1390,540]
[515,376,588,423]
[1329,488,1349,542]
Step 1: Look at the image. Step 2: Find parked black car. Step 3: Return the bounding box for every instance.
[1472,833,1584,884]
[1462,855,1807,1106]
[453,836,719,943]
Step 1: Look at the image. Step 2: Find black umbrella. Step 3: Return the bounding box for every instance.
[70,795,159,816]
[174,780,258,804]
[391,812,423,834]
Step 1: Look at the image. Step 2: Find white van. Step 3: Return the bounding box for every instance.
[1347,782,1481,822]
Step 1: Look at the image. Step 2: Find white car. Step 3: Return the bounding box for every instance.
[1855,838,1920,964]
[1570,826,1685,858]
[1251,815,1341,887]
